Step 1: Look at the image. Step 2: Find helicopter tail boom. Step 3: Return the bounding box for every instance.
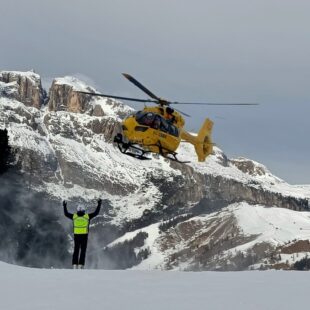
[181,118,214,162]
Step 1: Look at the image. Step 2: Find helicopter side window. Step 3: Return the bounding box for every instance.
[153,116,161,129]
[169,124,179,137]
[159,117,178,137]
[160,118,169,133]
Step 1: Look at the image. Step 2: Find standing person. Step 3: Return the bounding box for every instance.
[63,199,102,269]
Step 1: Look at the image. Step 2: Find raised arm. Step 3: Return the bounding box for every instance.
[63,200,73,219]
[89,199,102,220]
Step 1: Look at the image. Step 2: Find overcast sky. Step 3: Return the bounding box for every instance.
[0,0,309,184]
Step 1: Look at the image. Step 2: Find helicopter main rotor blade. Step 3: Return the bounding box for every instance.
[122,73,162,101]
[170,102,259,106]
[76,91,157,103]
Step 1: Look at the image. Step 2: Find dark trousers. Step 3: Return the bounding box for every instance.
[72,234,88,266]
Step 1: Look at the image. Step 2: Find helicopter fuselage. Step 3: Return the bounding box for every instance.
[121,109,181,154]
[78,72,255,163]
[119,106,214,162]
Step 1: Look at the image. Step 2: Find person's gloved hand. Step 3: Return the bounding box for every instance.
[97,198,102,206]
[63,200,67,207]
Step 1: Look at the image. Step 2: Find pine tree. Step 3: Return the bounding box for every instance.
[0,129,12,174]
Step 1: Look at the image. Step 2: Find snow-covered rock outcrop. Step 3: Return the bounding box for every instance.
[0,70,45,108]
[47,76,133,119]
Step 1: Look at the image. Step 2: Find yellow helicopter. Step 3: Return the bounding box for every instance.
[79,74,257,163]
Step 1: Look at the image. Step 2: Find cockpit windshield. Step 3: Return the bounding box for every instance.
[135,112,179,137]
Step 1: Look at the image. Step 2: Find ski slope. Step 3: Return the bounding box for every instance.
[0,261,309,310]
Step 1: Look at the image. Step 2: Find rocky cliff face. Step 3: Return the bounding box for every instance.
[0,70,310,270]
[47,76,130,119]
[48,77,94,113]
[0,71,45,108]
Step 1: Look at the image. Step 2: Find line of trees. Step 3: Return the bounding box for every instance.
[293,256,310,270]
[159,214,192,232]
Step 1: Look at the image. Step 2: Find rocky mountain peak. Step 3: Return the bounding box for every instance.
[0,70,45,109]
[47,76,133,119]
[48,76,95,114]
[230,157,272,177]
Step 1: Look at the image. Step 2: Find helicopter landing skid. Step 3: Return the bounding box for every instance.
[114,134,189,163]
[163,153,190,164]
[114,134,151,160]
[156,143,190,164]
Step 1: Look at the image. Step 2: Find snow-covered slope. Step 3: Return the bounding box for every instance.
[112,203,310,270]
[1,261,310,310]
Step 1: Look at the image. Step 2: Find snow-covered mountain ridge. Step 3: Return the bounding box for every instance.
[113,202,310,271]
[0,70,309,270]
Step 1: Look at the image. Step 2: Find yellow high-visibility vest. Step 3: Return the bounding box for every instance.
[73,214,89,234]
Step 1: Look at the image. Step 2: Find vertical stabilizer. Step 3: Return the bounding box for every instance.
[180,118,214,162]
[195,118,213,162]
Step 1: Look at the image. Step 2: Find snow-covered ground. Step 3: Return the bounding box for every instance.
[234,203,310,245]
[1,261,309,310]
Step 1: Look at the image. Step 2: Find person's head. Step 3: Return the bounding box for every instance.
[166,107,174,115]
[76,204,86,215]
